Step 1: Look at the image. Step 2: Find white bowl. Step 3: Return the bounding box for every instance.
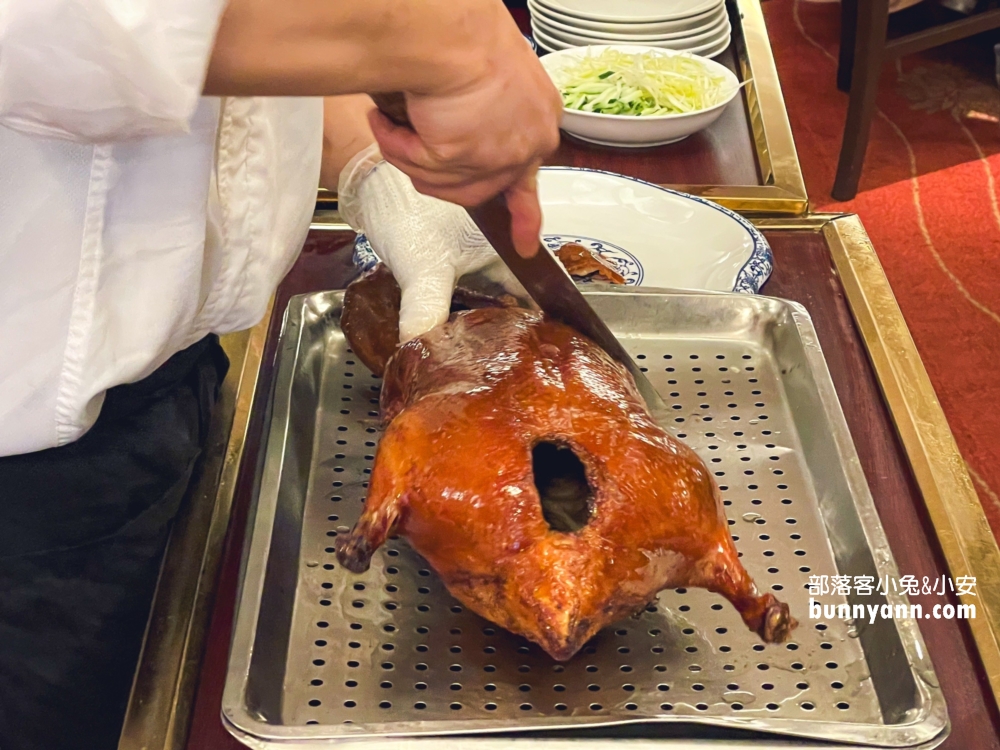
[540,45,740,147]
[529,0,724,34]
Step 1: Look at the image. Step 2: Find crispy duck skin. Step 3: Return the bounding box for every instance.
[336,268,795,660]
[555,242,626,284]
[341,263,518,377]
[340,264,402,377]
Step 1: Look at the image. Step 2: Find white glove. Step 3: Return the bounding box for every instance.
[338,143,525,343]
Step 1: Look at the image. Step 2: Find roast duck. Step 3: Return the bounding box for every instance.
[336,263,795,661]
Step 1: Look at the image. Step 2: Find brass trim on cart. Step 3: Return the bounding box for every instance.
[724,0,808,215]
[314,0,808,216]
[118,301,273,750]
[316,187,336,211]
[823,213,1000,714]
[310,210,349,229]
[752,214,849,231]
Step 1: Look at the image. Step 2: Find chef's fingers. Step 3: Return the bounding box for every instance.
[407,173,516,208]
[368,108,430,169]
[371,107,547,225]
[370,110,520,198]
[374,144,506,199]
[505,168,542,258]
[378,156,516,206]
[368,108,466,179]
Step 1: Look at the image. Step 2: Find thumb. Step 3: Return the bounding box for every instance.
[397,264,458,343]
[505,165,544,258]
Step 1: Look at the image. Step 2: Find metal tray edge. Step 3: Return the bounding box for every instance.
[221,290,949,748]
[223,301,307,730]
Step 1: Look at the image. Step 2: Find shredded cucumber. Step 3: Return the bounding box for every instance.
[554,49,733,116]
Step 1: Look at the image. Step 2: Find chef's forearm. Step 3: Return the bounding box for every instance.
[204,0,503,97]
[319,95,377,191]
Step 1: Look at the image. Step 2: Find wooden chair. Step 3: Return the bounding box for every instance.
[834,2,1000,201]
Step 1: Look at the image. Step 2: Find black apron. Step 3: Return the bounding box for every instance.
[0,335,228,750]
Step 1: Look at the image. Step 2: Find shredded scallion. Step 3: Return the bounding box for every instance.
[554,49,734,117]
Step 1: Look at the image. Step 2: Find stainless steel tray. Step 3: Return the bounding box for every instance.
[222,289,948,748]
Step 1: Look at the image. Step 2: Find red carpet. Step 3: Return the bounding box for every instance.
[763,1,1000,539]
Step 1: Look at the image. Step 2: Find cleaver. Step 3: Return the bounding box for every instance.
[370,93,670,421]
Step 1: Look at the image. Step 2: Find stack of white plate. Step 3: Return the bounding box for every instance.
[528,0,731,58]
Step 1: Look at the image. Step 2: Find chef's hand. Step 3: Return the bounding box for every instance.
[339,143,524,342]
[368,21,561,258]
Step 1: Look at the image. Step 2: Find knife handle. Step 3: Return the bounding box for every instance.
[371,92,413,129]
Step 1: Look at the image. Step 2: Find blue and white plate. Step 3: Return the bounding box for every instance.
[353,167,771,294]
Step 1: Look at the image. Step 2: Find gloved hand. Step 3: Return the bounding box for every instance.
[339,142,525,343]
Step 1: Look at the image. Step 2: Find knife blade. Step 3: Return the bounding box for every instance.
[369,93,670,420]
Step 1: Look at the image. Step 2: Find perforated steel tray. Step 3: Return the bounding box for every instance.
[222,289,948,748]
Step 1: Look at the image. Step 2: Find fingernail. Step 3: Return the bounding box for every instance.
[516,237,539,258]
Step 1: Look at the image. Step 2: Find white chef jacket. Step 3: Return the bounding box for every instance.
[0,1,324,456]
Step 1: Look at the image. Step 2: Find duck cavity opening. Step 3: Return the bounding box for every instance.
[532,441,594,533]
